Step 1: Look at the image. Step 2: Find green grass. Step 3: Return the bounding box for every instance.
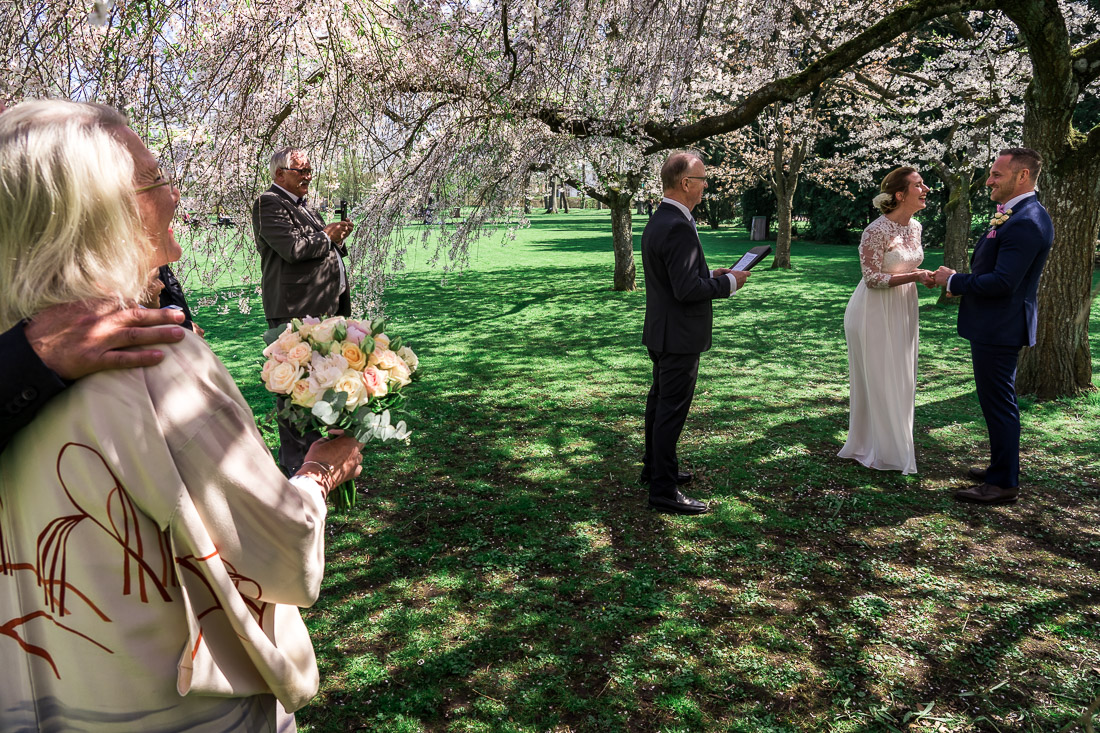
[184,210,1100,732]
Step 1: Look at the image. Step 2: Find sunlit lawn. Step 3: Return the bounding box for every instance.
[184,210,1100,732]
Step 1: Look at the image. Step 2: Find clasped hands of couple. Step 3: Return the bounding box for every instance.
[911,266,958,290]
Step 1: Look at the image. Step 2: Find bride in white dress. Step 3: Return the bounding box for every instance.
[839,167,935,474]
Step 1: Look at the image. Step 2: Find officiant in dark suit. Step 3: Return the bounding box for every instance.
[253,146,354,474]
[934,147,1054,505]
[640,151,750,515]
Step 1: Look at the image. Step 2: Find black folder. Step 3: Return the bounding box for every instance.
[730,244,772,271]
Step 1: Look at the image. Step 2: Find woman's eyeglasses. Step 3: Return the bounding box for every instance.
[135,167,173,193]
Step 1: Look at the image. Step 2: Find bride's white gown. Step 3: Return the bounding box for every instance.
[838,215,923,474]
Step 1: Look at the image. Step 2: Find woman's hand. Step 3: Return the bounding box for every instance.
[297,432,364,498]
[915,269,936,287]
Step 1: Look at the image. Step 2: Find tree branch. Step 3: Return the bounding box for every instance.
[639,0,999,152]
[1072,36,1100,88]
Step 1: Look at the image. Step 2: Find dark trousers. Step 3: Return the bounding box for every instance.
[643,349,700,497]
[266,304,351,476]
[970,341,1022,489]
[274,395,322,476]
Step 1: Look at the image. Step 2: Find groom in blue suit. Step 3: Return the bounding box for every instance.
[934,148,1054,504]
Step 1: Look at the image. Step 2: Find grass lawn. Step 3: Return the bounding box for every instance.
[184,210,1100,732]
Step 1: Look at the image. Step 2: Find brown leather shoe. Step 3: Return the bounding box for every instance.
[955,482,1019,504]
[967,466,988,481]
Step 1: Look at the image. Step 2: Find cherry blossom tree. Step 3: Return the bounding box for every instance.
[2,0,1097,396]
[831,11,1031,305]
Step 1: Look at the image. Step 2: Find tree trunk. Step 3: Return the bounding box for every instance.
[1017,164,1099,397]
[938,167,974,305]
[1001,0,1098,398]
[547,177,559,214]
[771,178,796,269]
[609,193,636,291]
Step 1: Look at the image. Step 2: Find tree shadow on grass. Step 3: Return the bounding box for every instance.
[192,251,1098,731]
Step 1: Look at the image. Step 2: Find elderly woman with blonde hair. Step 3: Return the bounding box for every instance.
[0,99,362,732]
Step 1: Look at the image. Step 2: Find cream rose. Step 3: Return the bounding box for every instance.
[286,341,313,367]
[387,360,412,388]
[339,341,367,371]
[361,366,389,397]
[297,316,320,340]
[369,347,401,371]
[260,359,279,383]
[335,369,369,408]
[290,377,322,408]
[310,316,344,344]
[265,361,303,394]
[396,346,419,372]
[373,333,391,351]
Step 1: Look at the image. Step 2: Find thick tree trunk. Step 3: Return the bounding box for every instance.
[1002,0,1098,398]
[771,179,796,269]
[609,193,636,291]
[1017,165,1099,397]
[938,168,974,305]
[560,189,570,213]
[547,177,559,214]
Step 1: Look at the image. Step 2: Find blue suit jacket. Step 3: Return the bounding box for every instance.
[641,202,732,354]
[952,195,1053,347]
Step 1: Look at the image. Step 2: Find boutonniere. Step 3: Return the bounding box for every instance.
[987,208,1011,238]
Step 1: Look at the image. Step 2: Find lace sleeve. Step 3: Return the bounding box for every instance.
[858,224,892,289]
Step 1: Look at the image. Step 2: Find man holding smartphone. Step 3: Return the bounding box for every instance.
[639,151,749,515]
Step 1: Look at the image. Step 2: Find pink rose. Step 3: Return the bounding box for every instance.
[361,366,389,397]
[368,347,401,370]
[286,341,313,366]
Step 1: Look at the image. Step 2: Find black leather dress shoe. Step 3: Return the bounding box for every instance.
[648,491,709,515]
[967,466,988,481]
[637,471,693,486]
[955,482,1019,504]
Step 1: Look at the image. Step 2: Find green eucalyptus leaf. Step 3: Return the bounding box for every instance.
[312,401,337,425]
[262,326,285,346]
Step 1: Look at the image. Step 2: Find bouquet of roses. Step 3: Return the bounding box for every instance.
[260,315,420,509]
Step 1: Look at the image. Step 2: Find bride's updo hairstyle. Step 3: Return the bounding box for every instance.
[872,166,918,215]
